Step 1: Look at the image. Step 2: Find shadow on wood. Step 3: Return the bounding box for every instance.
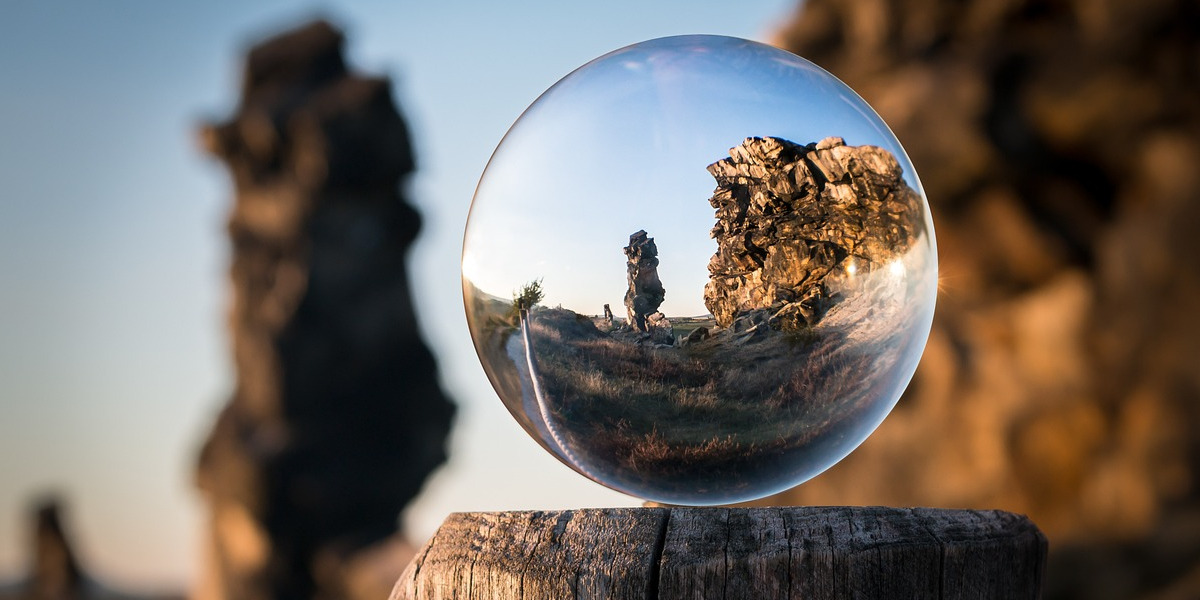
[391,507,1045,600]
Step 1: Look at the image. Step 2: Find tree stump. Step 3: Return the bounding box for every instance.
[391,507,1046,600]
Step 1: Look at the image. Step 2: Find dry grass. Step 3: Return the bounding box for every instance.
[522,307,903,487]
[463,278,925,499]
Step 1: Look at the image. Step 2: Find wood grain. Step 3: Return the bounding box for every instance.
[391,507,1046,600]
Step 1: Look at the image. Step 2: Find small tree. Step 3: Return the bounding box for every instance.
[510,279,544,321]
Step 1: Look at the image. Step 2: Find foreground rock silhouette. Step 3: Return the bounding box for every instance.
[196,20,454,600]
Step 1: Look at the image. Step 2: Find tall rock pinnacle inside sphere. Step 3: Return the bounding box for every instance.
[623,229,666,332]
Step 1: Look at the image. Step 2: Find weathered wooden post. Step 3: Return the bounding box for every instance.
[392,507,1045,600]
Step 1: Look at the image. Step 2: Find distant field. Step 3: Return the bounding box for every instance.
[583,313,715,340]
[668,316,716,338]
[521,307,891,496]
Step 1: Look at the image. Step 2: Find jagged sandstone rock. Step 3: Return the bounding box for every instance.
[676,326,712,348]
[643,312,674,345]
[703,136,924,330]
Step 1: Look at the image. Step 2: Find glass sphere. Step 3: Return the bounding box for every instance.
[462,35,937,505]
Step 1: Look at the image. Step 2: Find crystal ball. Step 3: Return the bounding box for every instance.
[462,35,937,505]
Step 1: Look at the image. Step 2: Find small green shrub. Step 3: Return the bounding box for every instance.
[508,278,544,321]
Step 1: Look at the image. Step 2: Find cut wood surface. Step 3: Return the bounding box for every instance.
[391,506,1046,600]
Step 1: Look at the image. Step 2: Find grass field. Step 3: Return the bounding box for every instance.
[463,255,933,503]
[519,303,914,501]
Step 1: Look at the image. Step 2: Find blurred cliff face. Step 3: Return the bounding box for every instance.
[765,0,1200,597]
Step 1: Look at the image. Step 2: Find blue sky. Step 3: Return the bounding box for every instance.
[0,0,796,588]
[463,35,916,318]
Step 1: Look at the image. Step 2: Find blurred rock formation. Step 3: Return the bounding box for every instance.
[767,1,1200,598]
[195,20,454,600]
[28,501,83,600]
[623,230,667,332]
[0,497,180,600]
[703,136,924,331]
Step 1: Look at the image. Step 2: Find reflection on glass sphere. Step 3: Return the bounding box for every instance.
[462,35,937,505]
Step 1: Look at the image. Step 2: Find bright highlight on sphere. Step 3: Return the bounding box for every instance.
[462,35,937,505]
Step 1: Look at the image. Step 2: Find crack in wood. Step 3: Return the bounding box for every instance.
[722,511,731,600]
[780,507,793,599]
[646,509,671,600]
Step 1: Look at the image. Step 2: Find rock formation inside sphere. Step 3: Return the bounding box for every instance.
[623,230,667,331]
[703,136,924,331]
[463,133,934,504]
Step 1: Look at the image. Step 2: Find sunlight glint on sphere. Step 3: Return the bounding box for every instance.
[462,35,937,505]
